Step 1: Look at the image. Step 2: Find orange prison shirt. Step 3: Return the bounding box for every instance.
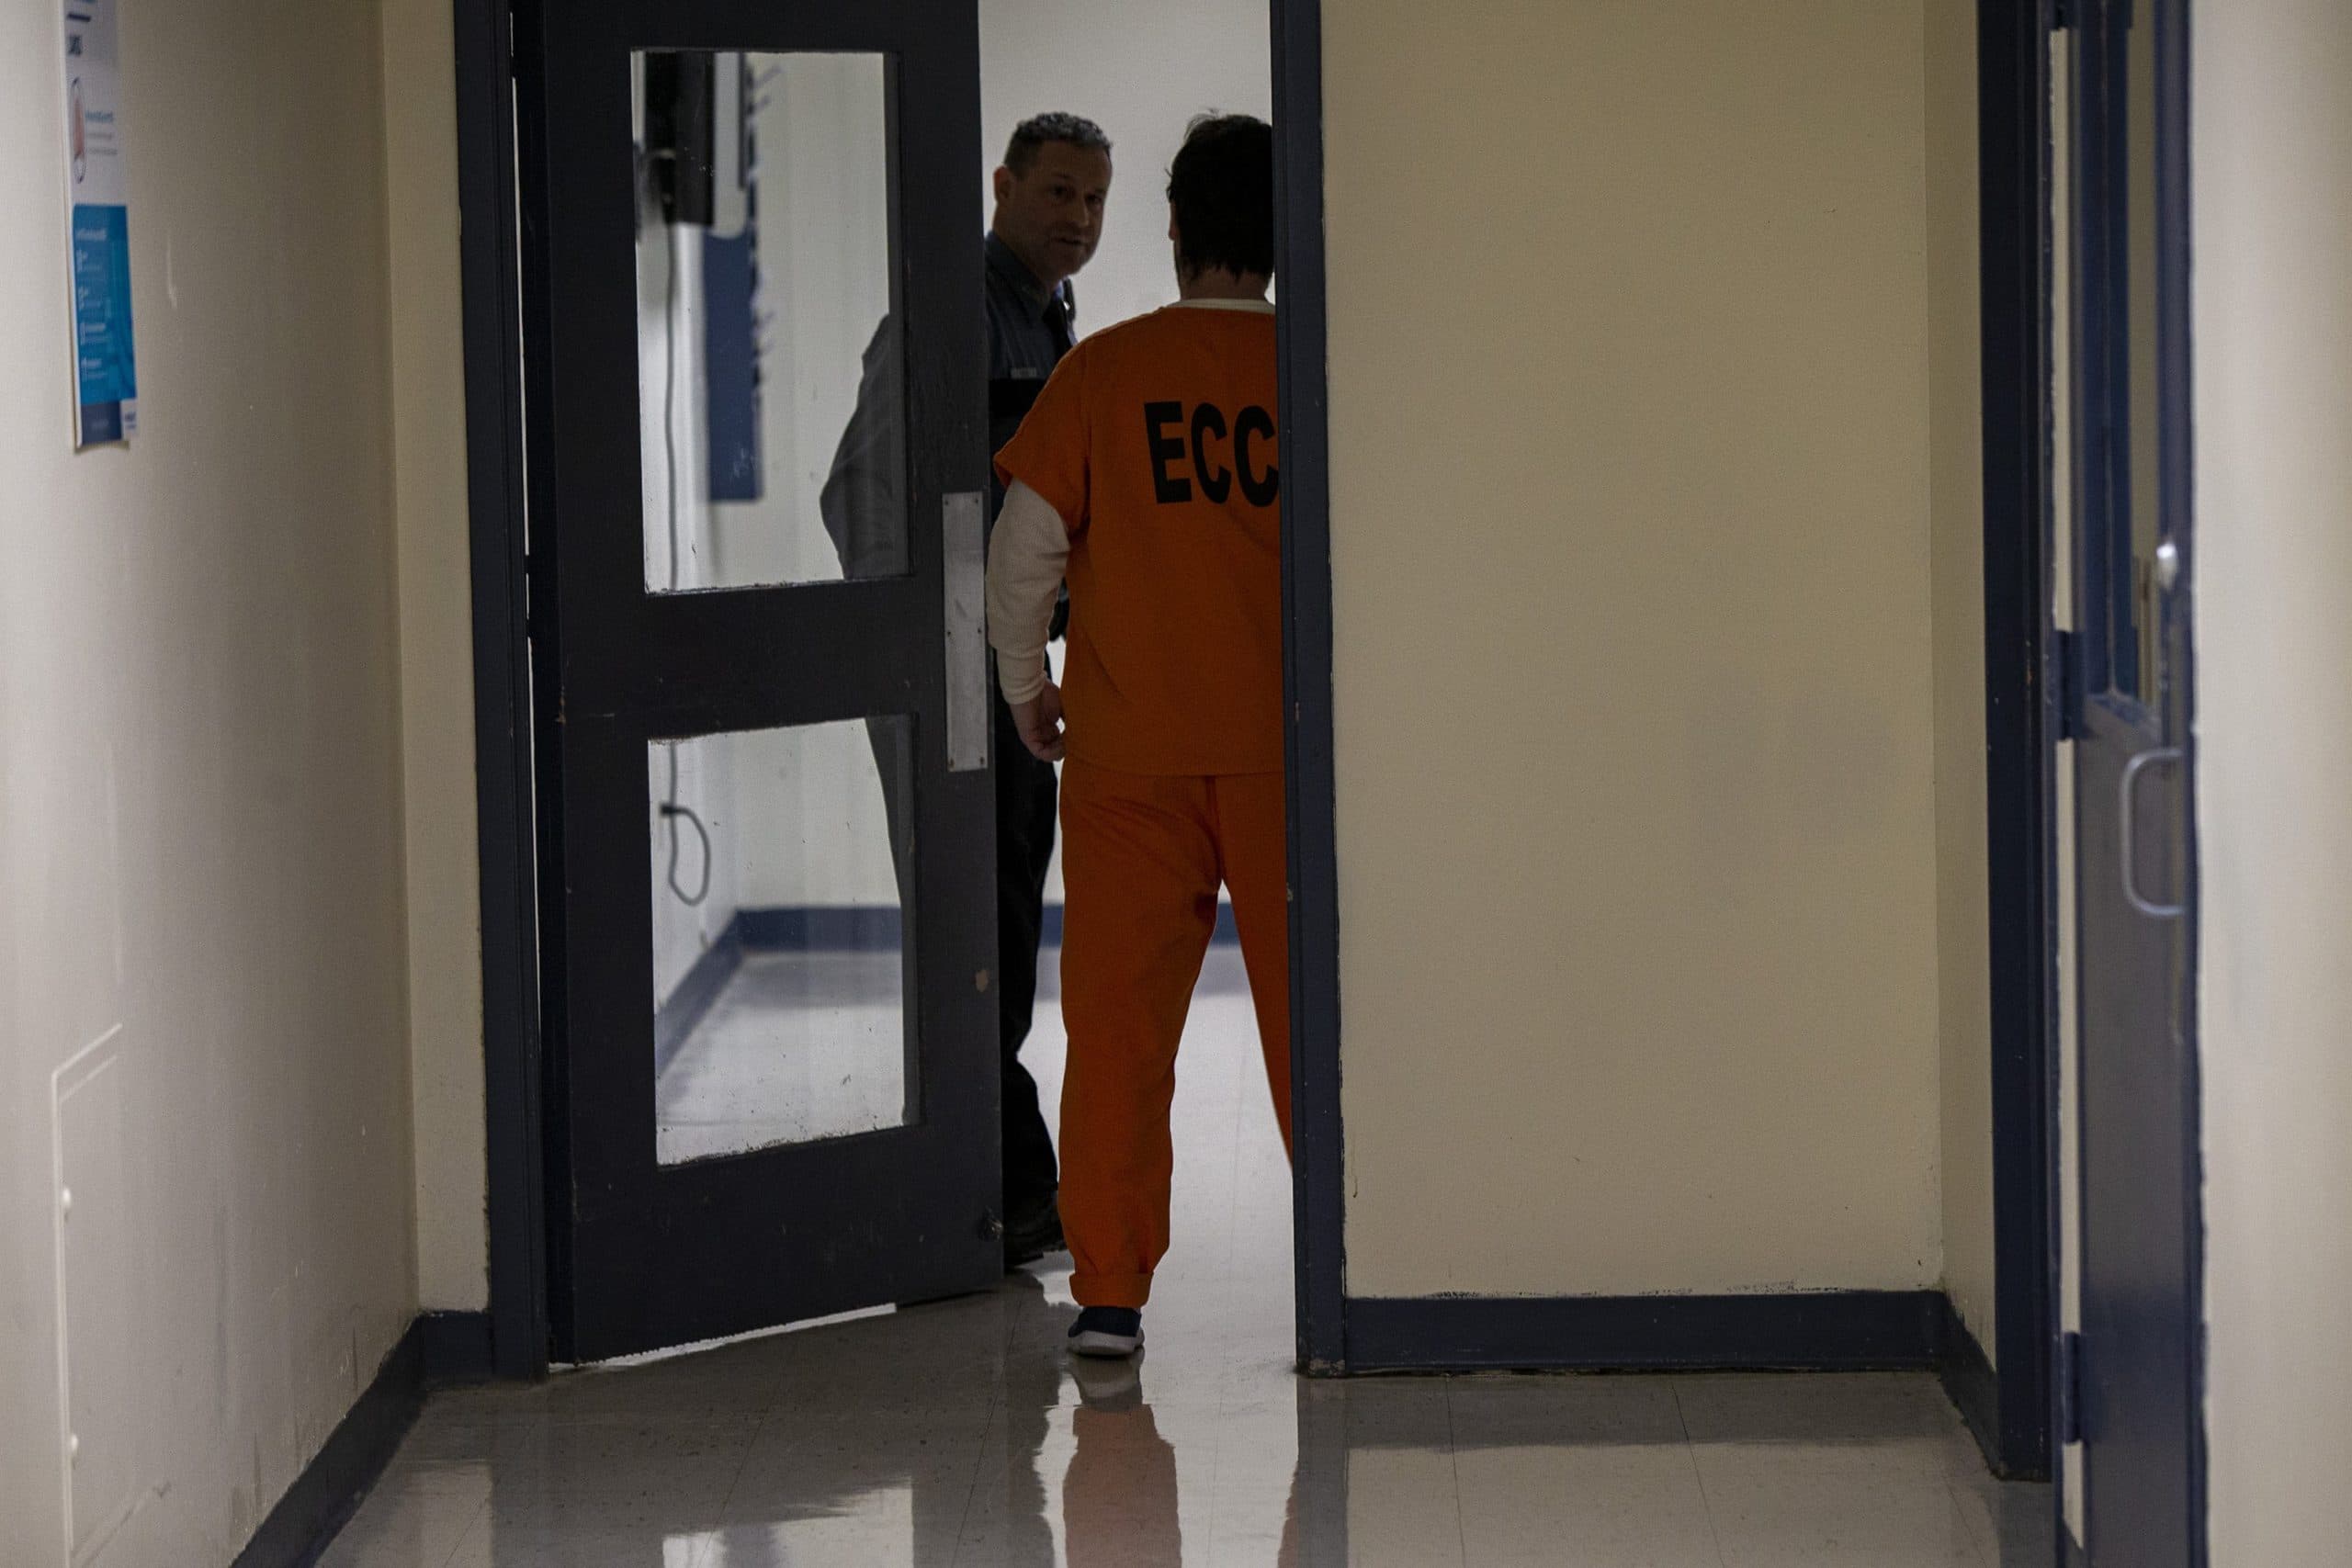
[993,304,1281,777]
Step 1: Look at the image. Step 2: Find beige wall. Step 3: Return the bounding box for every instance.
[1324,0,1952,1297]
[2193,3,2352,1562]
[0,0,420,1560]
[1925,0,1997,1358]
[384,0,489,1314]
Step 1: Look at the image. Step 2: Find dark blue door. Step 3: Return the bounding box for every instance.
[517,0,1003,1361]
[2066,1,2201,1562]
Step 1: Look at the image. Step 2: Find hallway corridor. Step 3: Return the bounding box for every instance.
[319,947,2051,1566]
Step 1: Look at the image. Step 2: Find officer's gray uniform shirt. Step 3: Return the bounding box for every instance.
[820,233,1075,576]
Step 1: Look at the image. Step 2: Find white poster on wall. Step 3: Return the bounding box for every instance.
[62,0,136,447]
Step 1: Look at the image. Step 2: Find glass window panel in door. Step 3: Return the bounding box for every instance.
[635,51,905,592]
[650,718,915,1165]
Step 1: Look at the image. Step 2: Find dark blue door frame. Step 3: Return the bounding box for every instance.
[457,0,2071,1486]
[1271,0,1346,1380]
[453,0,545,1382]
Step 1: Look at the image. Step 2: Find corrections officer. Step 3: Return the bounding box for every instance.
[823,113,1114,1267]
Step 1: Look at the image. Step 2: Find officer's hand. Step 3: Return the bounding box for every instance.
[1012,681,1067,763]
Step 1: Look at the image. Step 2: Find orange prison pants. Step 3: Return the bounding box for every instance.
[1057,761,1294,1309]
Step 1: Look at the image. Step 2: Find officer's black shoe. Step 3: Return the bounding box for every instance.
[1005,1190,1065,1269]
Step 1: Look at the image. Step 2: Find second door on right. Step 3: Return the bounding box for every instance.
[2065,1,2200,1563]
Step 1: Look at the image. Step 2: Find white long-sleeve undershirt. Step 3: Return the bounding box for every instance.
[986,479,1072,705]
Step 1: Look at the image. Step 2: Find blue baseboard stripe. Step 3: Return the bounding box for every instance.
[1342,1290,1947,1372]
[716,902,1244,955]
[653,921,744,1077]
[660,901,1250,1072]
[229,1311,492,1567]
[1935,1294,2007,1477]
[1341,1290,2033,1477]
[1040,901,1239,947]
[419,1308,498,1389]
[737,905,905,953]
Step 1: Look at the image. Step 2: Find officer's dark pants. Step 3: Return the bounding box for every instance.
[868,676,1060,1221]
[992,688,1061,1218]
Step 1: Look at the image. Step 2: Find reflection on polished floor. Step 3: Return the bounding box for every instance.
[324,945,2053,1566]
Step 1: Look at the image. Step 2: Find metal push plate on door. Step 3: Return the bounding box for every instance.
[944,491,989,773]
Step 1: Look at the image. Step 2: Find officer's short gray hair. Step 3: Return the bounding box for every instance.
[1005,113,1113,175]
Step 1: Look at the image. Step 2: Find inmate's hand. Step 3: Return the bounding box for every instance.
[1012,680,1067,762]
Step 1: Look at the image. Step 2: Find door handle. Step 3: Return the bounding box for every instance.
[2119,747,2186,919]
[944,491,989,773]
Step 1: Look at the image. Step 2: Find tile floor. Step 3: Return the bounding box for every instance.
[325,946,2054,1566]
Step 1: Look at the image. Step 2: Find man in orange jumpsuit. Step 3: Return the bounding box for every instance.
[988,114,1287,1358]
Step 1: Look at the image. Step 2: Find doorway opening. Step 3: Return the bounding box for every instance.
[616,0,1294,1363]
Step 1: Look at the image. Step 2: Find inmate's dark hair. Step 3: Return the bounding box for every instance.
[1003,113,1113,175]
[1166,114,1274,279]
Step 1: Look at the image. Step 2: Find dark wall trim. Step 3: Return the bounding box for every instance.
[1345,1292,1950,1373]
[1939,1296,2006,1476]
[1977,0,2059,1483]
[655,922,745,1076]
[1042,902,1238,949]
[229,1323,422,1568]
[1349,1291,2013,1467]
[417,1308,500,1390]
[229,1312,492,1568]
[453,0,548,1382]
[1271,0,1347,1377]
[735,906,903,952]
[731,902,1241,954]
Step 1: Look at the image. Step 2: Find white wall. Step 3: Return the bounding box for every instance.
[719,52,896,592]
[0,1,420,1561]
[650,735,741,1007]
[1324,0,1950,1298]
[637,212,738,1006]
[727,53,901,919]
[2193,3,2352,1562]
[981,0,1272,336]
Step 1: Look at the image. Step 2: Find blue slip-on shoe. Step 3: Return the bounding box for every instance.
[1067,1305,1144,1359]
